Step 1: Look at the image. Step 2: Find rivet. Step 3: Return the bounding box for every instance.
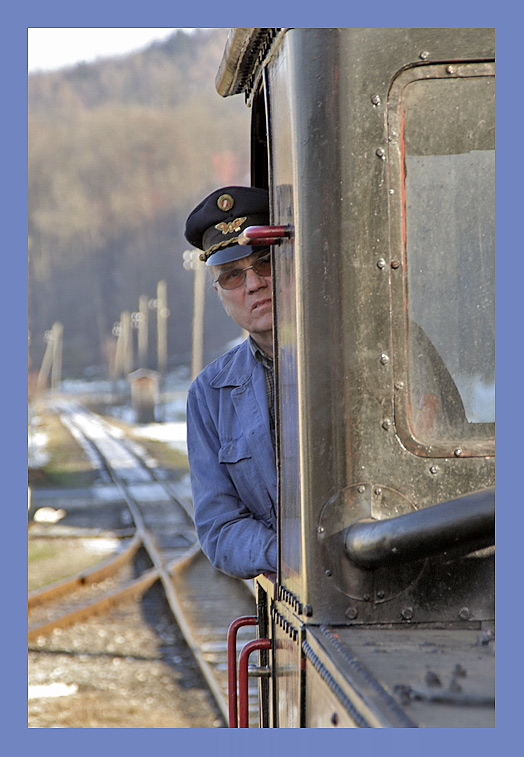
[317,525,325,534]
[394,381,404,390]
[429,465,439,475]
[357,485,366,494]
[459,607,471,620]
[454,448,463,457]
[325,569,332,577]
[380,353,390,365]
[377,590,385,599]
[419,50,430,60]
[371,94,381,106]
[377,258,386,269]
[345,607,358,620]
[363,594,371,602]
[374,487,382,496]
[391,260,400,269]
[446,65,455,74]
[376,147,386,160]
[401,607,413,620]
[382,419,392,431]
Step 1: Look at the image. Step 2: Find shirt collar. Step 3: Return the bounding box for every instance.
[249,336,273,369]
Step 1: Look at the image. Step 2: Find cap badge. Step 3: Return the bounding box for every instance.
[217,193,235,211]
[215,217,247,235]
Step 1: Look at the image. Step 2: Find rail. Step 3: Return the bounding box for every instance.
[28,400,259,725]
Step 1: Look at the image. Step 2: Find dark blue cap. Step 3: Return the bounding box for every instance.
[184,186,269,266]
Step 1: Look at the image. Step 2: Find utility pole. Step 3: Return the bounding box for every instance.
[149,281,169,374]
[37,321,63,390]
[183,249,206,380]
[112,311,133,379]
[121,311,133,375]
[133,295,149,368]
[50,322,63,389]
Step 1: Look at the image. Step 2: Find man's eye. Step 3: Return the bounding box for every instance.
[222,269,241,283]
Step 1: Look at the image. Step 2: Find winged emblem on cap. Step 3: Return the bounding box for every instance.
[215,217,247,235]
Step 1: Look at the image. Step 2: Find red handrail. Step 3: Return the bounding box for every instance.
[238,224,293,246]
[238,637,272,728]
[227,616,257,728]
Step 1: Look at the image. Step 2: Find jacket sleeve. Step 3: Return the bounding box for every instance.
[186,381,277,579]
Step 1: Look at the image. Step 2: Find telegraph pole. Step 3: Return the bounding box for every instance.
[112,311,133,379]
[37,321,63,390]
[121,311,133,375]
[134,295,149,367]
[183,249,206,380]
[156,281,168,374]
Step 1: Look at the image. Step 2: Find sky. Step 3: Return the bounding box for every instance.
[27,27,188,73]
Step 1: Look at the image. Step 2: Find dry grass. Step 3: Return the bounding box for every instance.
[29,402,98,488]
[28,538,119,592]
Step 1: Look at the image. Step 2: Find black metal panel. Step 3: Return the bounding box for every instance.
[264,28,495,626]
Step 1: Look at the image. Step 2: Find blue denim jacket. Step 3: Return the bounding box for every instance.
[186,339,277,578]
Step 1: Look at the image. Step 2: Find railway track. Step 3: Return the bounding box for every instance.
[28,399,261,727]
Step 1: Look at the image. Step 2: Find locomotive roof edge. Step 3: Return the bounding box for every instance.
[215,28,286,101]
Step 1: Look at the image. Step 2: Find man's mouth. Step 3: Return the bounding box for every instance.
[252,298,272,311]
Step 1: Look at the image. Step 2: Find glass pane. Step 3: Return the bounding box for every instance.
[403,75,495,444]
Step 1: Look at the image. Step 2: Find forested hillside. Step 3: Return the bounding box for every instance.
[28,28,251,378]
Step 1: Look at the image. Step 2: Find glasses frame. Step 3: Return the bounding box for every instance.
[213,251,272,290]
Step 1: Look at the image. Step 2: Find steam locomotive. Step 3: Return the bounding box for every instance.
[218,28,495,728]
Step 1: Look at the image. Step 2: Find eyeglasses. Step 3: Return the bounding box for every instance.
[214,252,272,290]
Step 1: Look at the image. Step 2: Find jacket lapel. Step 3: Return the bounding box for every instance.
[217,342,277,510]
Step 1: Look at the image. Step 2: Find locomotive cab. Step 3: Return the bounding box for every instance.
[218,28,495,728]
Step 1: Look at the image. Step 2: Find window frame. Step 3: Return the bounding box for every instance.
[387,61,495,458]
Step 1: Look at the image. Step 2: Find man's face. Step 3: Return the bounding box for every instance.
[213,251,273,342]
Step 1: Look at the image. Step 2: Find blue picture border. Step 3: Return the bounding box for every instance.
[12,3,510,754]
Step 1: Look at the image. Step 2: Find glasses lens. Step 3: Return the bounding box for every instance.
[216,252,272,290]
[254,255,272,276]
[218,269,244,289]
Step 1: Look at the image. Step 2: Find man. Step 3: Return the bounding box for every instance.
[184,186,277,579]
